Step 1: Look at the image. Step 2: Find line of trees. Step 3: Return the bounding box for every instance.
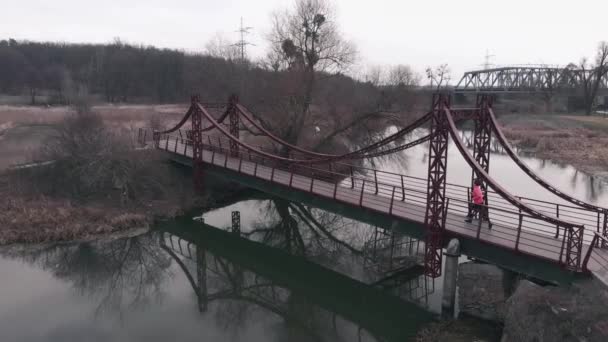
[0,37,241,104]
[0,35,424,109]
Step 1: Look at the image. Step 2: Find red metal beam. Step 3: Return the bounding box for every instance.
[191,95,204,191]
[424,94,450,278]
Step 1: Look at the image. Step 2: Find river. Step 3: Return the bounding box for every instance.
[0,128,606,342]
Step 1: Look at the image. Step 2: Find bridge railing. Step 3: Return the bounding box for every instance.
[166,128,605,246]
[154,132,584,268]
[583,233,608,274]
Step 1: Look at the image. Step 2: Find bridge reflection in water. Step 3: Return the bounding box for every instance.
[158,215,437,342]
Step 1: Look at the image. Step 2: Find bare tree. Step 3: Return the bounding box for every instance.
[388,64,420,88]
[580,41,608,115]
[362,64,386,86]
[425,64,451,91]
[205,32,241,61]
[267,0,357,146]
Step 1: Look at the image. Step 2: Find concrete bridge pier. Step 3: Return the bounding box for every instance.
[442,238,461,318]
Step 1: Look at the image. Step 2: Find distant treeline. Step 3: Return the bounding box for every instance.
[0,38,252,104]
[0,38,412,110]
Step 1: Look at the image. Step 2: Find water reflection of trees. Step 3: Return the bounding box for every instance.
[242,199,367,259]
[241,199,426,281]
[5,234,172,317]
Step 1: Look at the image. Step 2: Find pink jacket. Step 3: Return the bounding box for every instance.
[472,185,484,205]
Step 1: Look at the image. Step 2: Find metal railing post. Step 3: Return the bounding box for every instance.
[555,204,560,235]
[603,210,608,248]
[254,162,258,177]
[401,175,406,201]
[310,173,315,192]
[515,214,523,251]
[359,180,366,206]
[333,182,338,199]
[558,226,567,265]
[442,198,450,227]
[389,186,396,215]
[270,167,275,182]
[165,137,169,150]
[350,167,355,189]
[374,170,379,194]
[583,234,599,272]
[238,158,243,172]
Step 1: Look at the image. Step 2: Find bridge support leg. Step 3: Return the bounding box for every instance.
[564,225,584,271]
[196,244,208,313]
[470,95,493,222]
[228,94,240,157]
[191,95,204,191]
[424,94,450,278]
[442,238,460,318]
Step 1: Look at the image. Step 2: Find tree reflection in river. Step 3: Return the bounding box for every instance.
[232,197,427,285]
[0,194,434,341]
[5,234,172,318]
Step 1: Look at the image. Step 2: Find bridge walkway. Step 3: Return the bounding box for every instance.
[156,138,608,281]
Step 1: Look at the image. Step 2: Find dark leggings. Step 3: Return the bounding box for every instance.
[468,203,487,219]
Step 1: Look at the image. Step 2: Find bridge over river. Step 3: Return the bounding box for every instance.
[455,65,608,94]
[139,94,608,285]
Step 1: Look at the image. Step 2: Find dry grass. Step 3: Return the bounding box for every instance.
[0,104,189,170]
[497,113,608,175]
[0,104,187,143]
[0,196,150,245]
[0,163,204,246]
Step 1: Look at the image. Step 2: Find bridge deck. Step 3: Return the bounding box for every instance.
[157,139,607,277]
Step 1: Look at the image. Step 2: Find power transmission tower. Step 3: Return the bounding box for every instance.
[482,49,495,69]
[233,17,255,62]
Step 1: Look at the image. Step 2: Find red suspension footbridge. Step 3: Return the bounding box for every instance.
[138,93,608,284]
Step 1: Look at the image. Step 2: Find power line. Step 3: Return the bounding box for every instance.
[233,17,255,61]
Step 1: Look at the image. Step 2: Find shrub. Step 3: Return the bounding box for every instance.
[26,110,179,204]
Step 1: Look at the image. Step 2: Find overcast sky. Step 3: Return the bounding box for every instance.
[1,0,607,83]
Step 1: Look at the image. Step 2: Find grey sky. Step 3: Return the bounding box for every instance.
[1,0,607,83]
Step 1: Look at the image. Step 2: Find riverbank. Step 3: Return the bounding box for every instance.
[496,113,608,181]
[0,169,263,245]
[0,168,207,245]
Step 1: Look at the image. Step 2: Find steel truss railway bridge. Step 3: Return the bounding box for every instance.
[138,93,608,284]
[455,66,608,93]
